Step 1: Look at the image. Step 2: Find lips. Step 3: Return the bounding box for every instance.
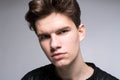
[51,53,66,60]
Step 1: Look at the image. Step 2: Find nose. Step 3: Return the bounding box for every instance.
[50,34,61,52]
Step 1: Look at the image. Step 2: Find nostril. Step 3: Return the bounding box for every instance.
[50,46,61,53]
[50,48,56,53]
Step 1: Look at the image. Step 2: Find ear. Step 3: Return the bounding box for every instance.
[78,24,86,42]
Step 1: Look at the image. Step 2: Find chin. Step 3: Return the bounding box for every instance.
[53,60,70,68]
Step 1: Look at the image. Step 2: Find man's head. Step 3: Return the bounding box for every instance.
[25,0,81,34]
[25,0,85,68]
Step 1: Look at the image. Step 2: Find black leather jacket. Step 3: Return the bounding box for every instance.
[21,63,119,80]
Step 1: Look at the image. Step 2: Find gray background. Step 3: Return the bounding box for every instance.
[0,0,120,80]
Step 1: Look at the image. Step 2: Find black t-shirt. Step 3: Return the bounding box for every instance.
[22,63,119,80]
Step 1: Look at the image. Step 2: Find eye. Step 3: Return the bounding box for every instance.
[38,34,50,41]
[57,29,69,35]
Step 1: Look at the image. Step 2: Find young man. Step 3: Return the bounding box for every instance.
[22,0,119,80]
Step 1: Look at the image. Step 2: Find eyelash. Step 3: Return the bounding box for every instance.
[38,29,70,41]
[57,29,69,35]
[39,34,50,41]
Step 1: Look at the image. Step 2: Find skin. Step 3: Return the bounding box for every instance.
[35,13,93,80]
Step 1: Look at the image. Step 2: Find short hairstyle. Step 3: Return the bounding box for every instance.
[25,0,81,33]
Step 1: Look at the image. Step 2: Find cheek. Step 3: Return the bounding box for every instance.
[61,32,80,51]
[62,32,79,45]
[40,41,50,55]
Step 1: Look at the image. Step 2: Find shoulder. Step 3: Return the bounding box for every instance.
[86,62,119,80]
[21,64,55,80]
[95,66,118,80]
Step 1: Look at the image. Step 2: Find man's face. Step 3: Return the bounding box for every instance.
[35,13,85,68]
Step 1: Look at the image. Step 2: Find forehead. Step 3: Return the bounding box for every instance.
[35,13,75,34]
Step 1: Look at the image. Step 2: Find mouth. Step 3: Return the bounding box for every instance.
[51,53,66,60]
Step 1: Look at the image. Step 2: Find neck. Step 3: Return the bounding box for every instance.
[56,53,94,80]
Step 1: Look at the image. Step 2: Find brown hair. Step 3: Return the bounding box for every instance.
[25,0,81,33]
